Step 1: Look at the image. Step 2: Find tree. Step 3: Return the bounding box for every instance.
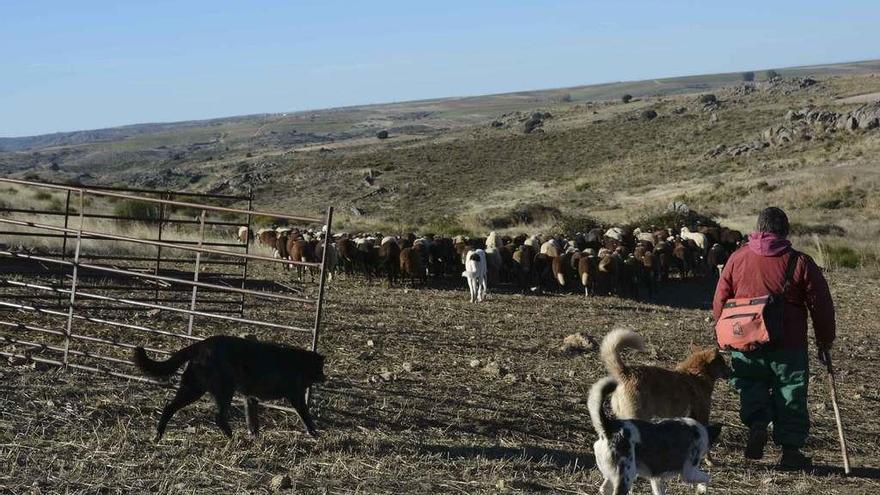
[621,94,633,103]
[742,71,756,82]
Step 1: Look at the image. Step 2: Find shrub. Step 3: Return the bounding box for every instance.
[554,214,603,238]
[824,245,860,269]
[33,191,53,201]
[765,69,780,79]
[742,71,755,82]
[641,109,658,120]
[627,208,719,232]
[558,93,573,103]
[480,203,562,229]
[621,94,633,104]
[376,130,389,139]
[574,181,592,192]
[698,94,717,104]
[48,198,65,212]
[113,200,160,223]
[790,222,846,236]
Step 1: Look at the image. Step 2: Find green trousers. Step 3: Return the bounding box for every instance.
[730,348,810,449]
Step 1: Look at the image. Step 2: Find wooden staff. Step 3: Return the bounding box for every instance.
[821,349,851,475]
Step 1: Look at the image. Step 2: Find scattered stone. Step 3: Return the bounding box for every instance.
[366,339,375,347]
[708,112,718,124]
[469,358,482,368]
[146,309,161,317]
[672,107,687,115]
[490,120,504,128]
[269,474,292,491]
[379,371,395,382]
[350,206,365,217]
[402,362,420,373]
[482,360,507,378]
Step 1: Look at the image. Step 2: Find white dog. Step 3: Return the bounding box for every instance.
[462,249,487,303]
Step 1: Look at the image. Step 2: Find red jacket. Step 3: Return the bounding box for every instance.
[712,233,836,349]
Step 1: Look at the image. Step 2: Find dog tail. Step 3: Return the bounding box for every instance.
[600,328,645,379]
[133,342,200,379]
[588,376,618,438]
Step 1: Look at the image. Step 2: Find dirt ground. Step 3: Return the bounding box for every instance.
[1,265,879,494]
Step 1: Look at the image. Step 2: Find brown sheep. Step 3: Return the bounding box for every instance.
[288,238,316,280]
[399,247,426,286]
[378,238,401,286]
[578,253,599,296]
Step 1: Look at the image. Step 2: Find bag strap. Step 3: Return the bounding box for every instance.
[782,250,799,293]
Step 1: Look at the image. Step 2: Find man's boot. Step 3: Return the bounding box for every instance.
[745,422,769,460]
[779,448,813,470]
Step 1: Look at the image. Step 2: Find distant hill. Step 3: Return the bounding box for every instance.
[3,58,880,152]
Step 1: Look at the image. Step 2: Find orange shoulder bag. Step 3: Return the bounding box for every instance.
[715,252,799,351]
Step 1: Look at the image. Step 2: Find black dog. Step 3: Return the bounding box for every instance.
[133,335,325,441]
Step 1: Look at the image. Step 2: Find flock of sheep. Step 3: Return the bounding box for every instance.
[240,222,745,301]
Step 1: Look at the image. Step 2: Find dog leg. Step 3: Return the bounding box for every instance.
[649,478,667,495]
[289,392,319,437]
[155,368,204,441]
[682,466,710,484]
[210,386,235,438]
[245,397,260,437]
[599,478,613,495]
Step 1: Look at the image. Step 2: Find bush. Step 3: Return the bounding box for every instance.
[824,245,861,269]
[698,94,717,104]
[558,93,573,103]
[627,208,719,232]
[48,198,65,212]
[765,69,780,79]
[554,214,603,238]
[641,109,658,120]
[480,203,562,229]
[33,191,53,201]
[621,94,633,104]
[376,130,389,139]
[742,71,755,82]
[790,223,846,237]
[113,200,160,223]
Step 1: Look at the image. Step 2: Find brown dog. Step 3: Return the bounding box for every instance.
[600,329,730,425]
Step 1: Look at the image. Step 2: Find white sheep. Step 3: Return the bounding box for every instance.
[485,231,503,249]
[462,249,488,303]
[680,227,708,252]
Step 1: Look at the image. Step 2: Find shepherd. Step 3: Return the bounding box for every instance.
[713,207,836,469]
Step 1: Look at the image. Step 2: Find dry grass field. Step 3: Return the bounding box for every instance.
[2,261,879,494]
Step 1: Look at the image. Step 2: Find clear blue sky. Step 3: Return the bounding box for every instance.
[2,0,878,137]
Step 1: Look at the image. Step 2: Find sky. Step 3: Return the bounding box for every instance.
[2,0,879,137]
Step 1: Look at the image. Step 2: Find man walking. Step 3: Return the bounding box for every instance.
[713,207,836,469]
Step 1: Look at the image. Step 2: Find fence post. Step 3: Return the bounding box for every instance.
[153,192,168,304]
[63,190,86,367]
[239,188,254,316]
[57,189,72,308]
[307,207,333,404]
[186,209,207,335]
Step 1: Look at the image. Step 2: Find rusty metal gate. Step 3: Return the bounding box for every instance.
[0,178,332,410]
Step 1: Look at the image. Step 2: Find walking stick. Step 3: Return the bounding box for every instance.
[821,349,851,475]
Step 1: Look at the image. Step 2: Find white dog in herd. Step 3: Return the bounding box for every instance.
[462,249,488,303]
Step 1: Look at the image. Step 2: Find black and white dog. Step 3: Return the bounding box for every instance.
[589,377,721,495]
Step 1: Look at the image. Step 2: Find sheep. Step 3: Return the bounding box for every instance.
[313,240,338,281]
[540,239,560,258]
[257,228,278,254]
[288,238,316,280]
[462,249,488,303]
[399,247,426,286]
[485,231,503,249]
[680,227,708,252]
[484,247,503,285]
[378,237,401,285]
[236,226,252,244]
[578,250,599,296]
